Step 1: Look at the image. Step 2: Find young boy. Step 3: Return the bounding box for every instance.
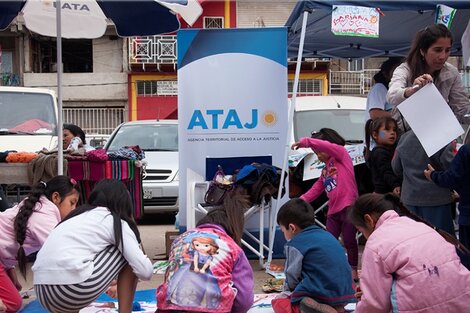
[272,198,355,313]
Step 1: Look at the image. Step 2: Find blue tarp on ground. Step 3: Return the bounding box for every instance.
[286,0,470,59]
[20,289,156,313]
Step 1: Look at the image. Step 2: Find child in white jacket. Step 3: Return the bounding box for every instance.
[33,179,153,313]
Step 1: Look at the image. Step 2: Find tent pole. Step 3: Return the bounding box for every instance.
[56,0,63,175]
[267,9,309,267]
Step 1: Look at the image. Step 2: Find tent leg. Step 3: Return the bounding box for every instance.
[56,0,64,175]
[266,9,310,268]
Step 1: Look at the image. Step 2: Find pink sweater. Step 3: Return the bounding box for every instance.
[357,210,470,312]
[299,138,358,215]
[0,196,60,269]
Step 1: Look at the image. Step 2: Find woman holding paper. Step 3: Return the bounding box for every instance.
[387,24,470,133]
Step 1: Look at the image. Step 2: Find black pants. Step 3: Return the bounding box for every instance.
[458,225,470,270]
[0,188,9,212]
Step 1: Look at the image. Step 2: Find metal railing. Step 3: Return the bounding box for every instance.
[128,35,177,65]
[63,107,125,135]
[329,69,377,95]
[330,69,470,95]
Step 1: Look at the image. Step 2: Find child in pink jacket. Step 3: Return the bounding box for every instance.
[292,128,359,279]
[0,176,79,313]
[349,193,470,313]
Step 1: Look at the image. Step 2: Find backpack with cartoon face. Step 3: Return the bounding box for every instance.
[156,227,242,312]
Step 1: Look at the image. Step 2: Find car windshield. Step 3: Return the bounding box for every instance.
[294,109,365,143]
[0,92,57,135]
[107,123,178,151]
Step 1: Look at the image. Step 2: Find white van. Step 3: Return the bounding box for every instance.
[289,95,372,217]
[0,87,58,152]
[289,95,370,191]
[292,95,366,144]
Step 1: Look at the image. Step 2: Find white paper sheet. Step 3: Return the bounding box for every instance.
[397,83,464,156]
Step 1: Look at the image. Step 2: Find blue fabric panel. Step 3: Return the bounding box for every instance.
[286,0,470,59]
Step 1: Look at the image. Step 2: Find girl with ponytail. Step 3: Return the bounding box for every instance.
[349,193,470,313]
[33,179,153,313]
[0,175,79,312]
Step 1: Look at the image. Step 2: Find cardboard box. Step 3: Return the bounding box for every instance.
[165,231,180,258]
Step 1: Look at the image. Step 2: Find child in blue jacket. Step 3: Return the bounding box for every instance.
[425,143,470,251]
[272,198,355,313]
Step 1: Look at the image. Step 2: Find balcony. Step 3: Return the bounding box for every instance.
[128,35,177,65]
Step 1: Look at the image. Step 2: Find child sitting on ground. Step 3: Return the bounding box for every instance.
[156,189,254,313]
[349,193,470,313]
[33,179,153,313]
[0,176,79,313]
[272,198,355,313]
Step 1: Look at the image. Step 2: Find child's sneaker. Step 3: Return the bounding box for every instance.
[299,297,338,313]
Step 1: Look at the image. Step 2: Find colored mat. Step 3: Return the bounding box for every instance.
[20,289,156,313]
[21,290,352,313]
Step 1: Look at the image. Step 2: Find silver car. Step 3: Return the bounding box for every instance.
[105,120,179,214]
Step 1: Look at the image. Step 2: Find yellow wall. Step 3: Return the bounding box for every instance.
[224,0,230,28]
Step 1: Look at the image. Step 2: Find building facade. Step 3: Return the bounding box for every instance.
[1,0,333,134]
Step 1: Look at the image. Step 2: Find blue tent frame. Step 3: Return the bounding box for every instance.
[286,1,470,59]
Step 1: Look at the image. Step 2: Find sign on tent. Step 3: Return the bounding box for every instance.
[331,5,379,38]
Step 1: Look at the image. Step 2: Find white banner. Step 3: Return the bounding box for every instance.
[178,28,288,228]
[331,5,379,38]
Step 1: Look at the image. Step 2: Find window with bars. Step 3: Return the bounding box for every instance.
[288,79,323,96]
[204,17,224,29]
[136,80,178,96]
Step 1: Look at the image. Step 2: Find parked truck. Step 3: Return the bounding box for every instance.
[0,87,58,202]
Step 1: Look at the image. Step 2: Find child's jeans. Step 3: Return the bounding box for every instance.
[326,208,358,267]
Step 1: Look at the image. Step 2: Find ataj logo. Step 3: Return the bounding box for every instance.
[187,109,277,130]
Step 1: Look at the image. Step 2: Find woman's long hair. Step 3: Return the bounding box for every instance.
[406,24,453,81]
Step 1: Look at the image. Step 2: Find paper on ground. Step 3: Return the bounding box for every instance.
[397,83,464,156]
